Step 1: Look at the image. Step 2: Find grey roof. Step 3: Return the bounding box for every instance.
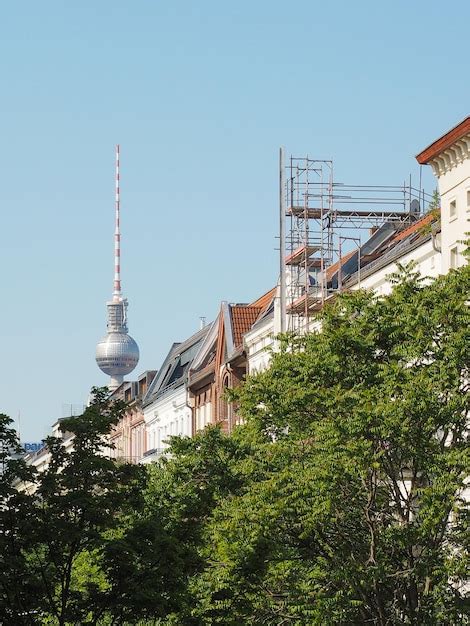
[142,325,211,406]
[188,319,218,371]
[344,228,433,288]
[360,222,397,256]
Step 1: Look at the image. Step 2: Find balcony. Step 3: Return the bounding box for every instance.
[141,448,167,464]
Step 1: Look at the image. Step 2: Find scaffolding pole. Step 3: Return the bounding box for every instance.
[279,147,286,333]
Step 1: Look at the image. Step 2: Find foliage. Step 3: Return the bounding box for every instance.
[0,389,147,625]
[418,188,441,237]
[0,414,39,625]
[0,263,468,625]
[128,427,253,624]
[29,388,147,624]
[193,263,469,624]
[428,188,441,212]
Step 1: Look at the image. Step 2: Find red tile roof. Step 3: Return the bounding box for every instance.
[390,213,435,243]
[249,286,276,311]
[325,249,356,280]
[230,306,264,348]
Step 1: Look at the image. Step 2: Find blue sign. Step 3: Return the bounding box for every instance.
[22,442,44,453]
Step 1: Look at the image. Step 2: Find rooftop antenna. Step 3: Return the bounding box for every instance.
[113,144,122,302]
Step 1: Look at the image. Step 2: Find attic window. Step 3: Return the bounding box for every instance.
[449,199,457,221]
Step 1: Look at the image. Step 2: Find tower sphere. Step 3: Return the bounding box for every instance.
[96,331,139,377]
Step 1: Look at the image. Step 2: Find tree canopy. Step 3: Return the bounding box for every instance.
[0,262,468,624]
[193,264,469,624]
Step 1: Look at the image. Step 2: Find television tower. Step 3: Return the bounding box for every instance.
[96,145,139,390]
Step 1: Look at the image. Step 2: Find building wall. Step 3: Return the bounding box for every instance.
[108,405,146,463]
[191,362,248,434]
[245,317,275,375]
[131,421,146,461]
[351,239,441,295]
[143,384,192,454]
[109,415,129,461]
[434,160,470,273]
[193,384,213,432]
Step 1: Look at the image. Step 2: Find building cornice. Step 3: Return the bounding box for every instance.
[416,117,470,177]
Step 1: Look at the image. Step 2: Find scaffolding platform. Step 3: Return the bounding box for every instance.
[287,206,323,219]
[287,291,339,316]
[285,244,321,266]
[287,205,415,224]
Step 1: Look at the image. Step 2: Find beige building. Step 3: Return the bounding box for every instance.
[107,370,156,463]
[417,116,470,273]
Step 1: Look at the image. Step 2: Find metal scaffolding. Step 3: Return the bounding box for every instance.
[279,153,431,331]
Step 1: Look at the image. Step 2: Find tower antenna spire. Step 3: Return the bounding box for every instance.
[113,144,121,301]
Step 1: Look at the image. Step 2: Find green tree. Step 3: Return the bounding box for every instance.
[0,414,39,625]
[104,426,251,625]
[428,188,440,212]
[2,263,468,625]
[28,388,145,625]
[192,264,469,624]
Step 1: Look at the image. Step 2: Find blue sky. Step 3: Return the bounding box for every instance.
[0,0,468,440]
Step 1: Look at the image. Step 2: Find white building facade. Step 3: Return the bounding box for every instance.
[143,384,192,462]
[142,326,209,463]
[417,116,470,273]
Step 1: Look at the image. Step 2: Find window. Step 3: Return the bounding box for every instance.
[449,199,457,221]
[467,189,470,210]
[450,246,459,270]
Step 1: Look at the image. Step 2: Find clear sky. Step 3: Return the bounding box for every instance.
[0,0,468,440]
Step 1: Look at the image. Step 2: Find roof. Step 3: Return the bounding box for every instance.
[188,319,218,372]
[143,325,210,405]
[107,370,158,403]
[341,212,438,288]
[416,116,470,164]
[229,286,276,351]
[326,250,356,281]
[391,212,435,243]
[231,305,264,348]
[189,287,276,383]
[249,286,276,311]
[327,212,438,289]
